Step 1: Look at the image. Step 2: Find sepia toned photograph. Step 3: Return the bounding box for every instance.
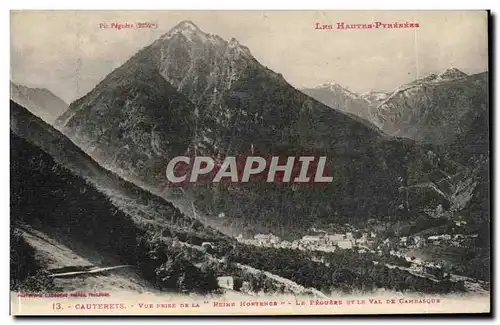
[9,10,490,316]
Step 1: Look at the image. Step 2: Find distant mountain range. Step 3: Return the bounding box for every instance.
[300,68,489,152]
[10,81,68,124]
[300,82,373,122]
[46,20,488,238]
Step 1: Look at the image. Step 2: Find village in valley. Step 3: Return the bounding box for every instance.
[235,219,482,283]
[194,216,487,296]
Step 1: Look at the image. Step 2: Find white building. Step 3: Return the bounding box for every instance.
[337,239,353,249]
[270,235,281,244]
[327,234,344,242]
[302,235,321,244]
[217,276,234,290]
[428,234,451,241]
[428,235,440,241]
[254,233,280,245]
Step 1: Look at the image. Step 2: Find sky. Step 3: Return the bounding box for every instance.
[10,10,489,103]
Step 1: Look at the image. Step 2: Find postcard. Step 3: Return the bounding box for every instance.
[10,10,490,316]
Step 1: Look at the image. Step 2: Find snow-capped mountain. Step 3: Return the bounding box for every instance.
[10,81,68,124]
[300,83,373,121]
[302,68,488,153]
[371,69,488,147]
[360,91,389,104]
[438,67,469,80]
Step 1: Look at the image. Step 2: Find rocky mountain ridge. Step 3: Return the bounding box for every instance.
[301,68,488,150]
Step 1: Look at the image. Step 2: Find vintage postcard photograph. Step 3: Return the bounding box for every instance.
[9,10,490,316]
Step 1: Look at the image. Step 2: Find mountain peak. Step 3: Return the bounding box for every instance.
[439,67,468,79]
[161,20,206,41]
[318,82,340,89]
[229,37,239,45]
[156,20,255,60]
[317,82,360,97]
[172,20,201,32]
[443,67,464,73]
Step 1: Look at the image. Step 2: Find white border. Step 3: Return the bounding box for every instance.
[3,1,498,10]
[2,1,497,324]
